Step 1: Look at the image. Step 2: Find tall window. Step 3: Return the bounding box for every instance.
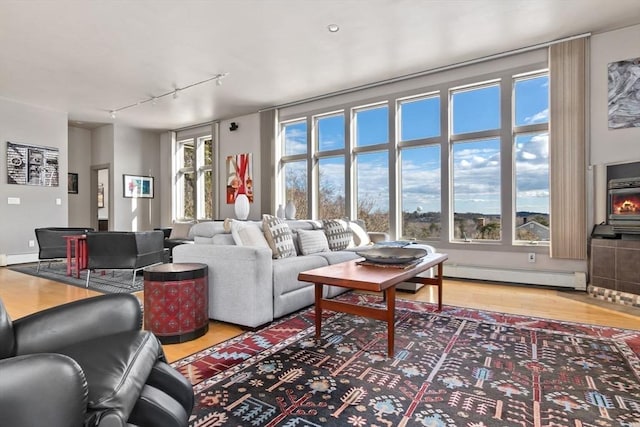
[399,94,441,239]
[281,120,308,218]
[176,139,195,220]
[176,133,214,220]
[513,73,550,242]
[354,104,389,232]
[316,112,346,218]
[450,83,502,241]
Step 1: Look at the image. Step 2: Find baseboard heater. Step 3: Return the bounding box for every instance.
[444,264,587,291]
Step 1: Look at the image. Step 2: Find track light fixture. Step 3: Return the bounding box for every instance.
[107,72,229,118]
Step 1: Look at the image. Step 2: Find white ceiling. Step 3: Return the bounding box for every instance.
[1,0,639,132]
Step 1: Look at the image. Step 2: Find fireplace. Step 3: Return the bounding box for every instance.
[608,176,640,232]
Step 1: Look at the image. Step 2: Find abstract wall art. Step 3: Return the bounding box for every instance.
[608,57,640,129]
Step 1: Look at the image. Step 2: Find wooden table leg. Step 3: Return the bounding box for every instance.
[315,283,323,341]
[437,261,443,311]
[66,238,72,276]
[386,286,396,358]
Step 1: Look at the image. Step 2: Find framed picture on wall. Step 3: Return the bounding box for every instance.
[123,174,154,198]
[97,183,104,207]
[68,172,78,194]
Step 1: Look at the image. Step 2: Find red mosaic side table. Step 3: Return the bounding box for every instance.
[143,263,209,344]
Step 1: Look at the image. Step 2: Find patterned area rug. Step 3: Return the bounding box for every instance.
[173,293,640,426]
[9,262,143,293]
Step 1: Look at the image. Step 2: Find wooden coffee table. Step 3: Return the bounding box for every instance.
[298,252,448,357]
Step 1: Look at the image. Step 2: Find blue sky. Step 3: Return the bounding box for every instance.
[283,74,549,216]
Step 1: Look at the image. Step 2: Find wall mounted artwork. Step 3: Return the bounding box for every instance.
[6,142,59,186]
[68,173,78,194]
[226,153,253,204]
[608,57,640,129]
[123,174,154,198]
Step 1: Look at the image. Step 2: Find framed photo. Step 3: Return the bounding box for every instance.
[123,174,154,198]
[68,172,78,194]
[97,183,104,207]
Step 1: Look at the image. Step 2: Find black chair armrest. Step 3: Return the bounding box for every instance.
[12,294,143,355]
[0,353,88,427]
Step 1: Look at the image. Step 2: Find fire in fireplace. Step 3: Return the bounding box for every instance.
[608,177,640,231]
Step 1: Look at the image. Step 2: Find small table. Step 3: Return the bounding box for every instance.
[298,253,448,357]
[143,263,209,344]
[64,234,87,278]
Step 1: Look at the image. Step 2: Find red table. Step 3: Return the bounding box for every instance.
[64,234,87,278]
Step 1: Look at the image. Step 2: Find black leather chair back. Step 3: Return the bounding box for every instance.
[86,232,139,270]
[35,227,94,260]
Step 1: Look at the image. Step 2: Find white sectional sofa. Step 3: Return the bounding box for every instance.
[173,218,389,328]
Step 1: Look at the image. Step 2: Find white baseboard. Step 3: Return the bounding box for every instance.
[6,253,38,266]
[444,264,587,290]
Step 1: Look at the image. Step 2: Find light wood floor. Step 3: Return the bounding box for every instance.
[1,266,638,363]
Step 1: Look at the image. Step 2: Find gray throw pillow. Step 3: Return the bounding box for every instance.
[262,214,296,259]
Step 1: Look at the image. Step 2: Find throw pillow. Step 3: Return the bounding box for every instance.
[262,214,296,259]
[297,229,330,255]
[322,219,351,251]
[169,221,195,240]
[349,221,371,246]
[230,220,270,249]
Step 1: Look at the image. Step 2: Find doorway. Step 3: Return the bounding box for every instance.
[91,165,110,231]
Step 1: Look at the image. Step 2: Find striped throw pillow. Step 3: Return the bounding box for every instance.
[322,219,352,251]
[262,214,296,259]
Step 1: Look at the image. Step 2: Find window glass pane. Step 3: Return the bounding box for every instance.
[401,146,441,239]
[354,105,388,147]
[200,170,213,219]
[515,132,549,241]
[203,138,213,166]
[514,75,549,126]
[284,160,308,219]
[452,138,501,240]
[319,156,345,218]
[399,96,440,141]
[317,114,344,151]
[183,140,194,168]
[181,172,195,220]
[356,151,389,233]
[283,121,307,156]
[451,84,500,134]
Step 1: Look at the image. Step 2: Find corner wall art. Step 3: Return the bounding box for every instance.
[226,153,253,204]
[608,57,640,129]
[6,142,59,186]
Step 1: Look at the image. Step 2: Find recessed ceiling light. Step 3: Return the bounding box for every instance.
[327,24,339,33]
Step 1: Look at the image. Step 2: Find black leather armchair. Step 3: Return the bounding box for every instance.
[85,231,165,287]
[0,293,193,427]
[34,226,93,271]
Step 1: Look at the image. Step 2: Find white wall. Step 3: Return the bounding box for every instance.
[0,98,68,264]
[68,126,92,227]
[590,24,640,223]
[112,125,162,231]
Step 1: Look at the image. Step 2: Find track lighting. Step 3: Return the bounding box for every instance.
[107,72,229,118]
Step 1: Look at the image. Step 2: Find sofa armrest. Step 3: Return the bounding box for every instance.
[368,231,389,243]
[0,354,88,427]
[173,244,274,328]
[13,294,142,355]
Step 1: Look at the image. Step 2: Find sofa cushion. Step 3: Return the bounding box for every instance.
[349,221,371,246]
[262,215,296,259]
[169,222,195,240]
[297,229,329,255]
[322,219,352,251]
[231,220,270,248]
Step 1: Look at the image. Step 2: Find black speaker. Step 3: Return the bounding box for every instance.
[229,122,238,131]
